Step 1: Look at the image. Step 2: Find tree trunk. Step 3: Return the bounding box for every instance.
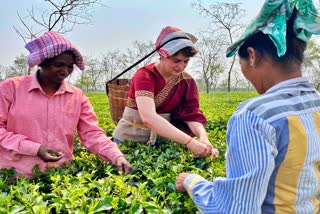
[226,55,236,99]
[205,79,210,94]
[227,55,236,93]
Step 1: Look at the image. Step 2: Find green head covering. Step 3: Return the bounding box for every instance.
[226,0,320,58]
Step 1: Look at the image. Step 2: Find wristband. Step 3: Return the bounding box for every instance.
[184,137,193,146]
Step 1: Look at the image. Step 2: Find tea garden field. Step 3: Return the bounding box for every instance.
[0,91,257,214]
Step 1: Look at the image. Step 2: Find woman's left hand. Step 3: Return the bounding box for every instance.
[175,172,190,192]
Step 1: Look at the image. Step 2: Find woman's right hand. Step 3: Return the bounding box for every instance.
[37,145,64,162]
[115,156,132,174]
[198,139,219,158]
[185,138,213,158]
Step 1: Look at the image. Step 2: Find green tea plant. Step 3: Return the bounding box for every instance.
[0,91,257,213]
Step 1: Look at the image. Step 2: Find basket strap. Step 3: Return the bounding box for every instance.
[106,36,190,84]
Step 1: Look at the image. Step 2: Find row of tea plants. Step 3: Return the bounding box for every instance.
[0,91,257,213]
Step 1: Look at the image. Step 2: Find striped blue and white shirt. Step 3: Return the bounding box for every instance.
[184,77,320,214]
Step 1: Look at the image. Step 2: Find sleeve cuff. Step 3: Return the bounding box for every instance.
[98,141,125,165]
[20,139,42,156]
[183,173,206,196]
[109,150,125,165]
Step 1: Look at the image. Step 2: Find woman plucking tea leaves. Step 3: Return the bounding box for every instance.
[0,32,131,177]
[113,26,219,158]
[176,0,320,213]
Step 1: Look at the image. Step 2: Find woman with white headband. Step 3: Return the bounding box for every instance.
[113,26,219,158]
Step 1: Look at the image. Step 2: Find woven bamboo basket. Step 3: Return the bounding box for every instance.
[106,79,130,125]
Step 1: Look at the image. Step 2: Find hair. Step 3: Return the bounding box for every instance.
[238,9,307,68]
[38,50,76,68]
[173,46,198,57]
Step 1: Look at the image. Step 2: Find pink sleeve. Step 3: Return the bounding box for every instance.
[77,93,124,164]
[0,80,41,156]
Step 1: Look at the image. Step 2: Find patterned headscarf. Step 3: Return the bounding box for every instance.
[155,26,198,57]
[25,31,85,70]
[226,0,320,58]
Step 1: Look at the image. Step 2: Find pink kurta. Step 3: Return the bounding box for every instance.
[0,73,123,176]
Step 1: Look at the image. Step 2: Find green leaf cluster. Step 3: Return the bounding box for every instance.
[0,91,257,213]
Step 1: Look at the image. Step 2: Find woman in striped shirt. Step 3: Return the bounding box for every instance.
[175,1,320,213]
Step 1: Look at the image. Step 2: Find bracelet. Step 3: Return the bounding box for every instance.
[184,137,193,146]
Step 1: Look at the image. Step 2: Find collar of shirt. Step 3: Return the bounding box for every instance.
[265,77,314,94]
[27,72,75,95]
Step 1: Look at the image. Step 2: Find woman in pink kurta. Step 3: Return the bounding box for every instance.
[113,26,219,158]
[0,31,131,177]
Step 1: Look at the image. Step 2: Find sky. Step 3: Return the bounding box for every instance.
[0,0,266,67]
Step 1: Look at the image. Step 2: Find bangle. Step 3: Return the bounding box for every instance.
[184,137,193,146]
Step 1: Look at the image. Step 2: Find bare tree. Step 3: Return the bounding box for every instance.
[101,50,128,81]
[192,1,245,93]
[13,0,104,75]
[74,73,92,92]
[6,54,30,77]
[232,69,245,90]
[195,35,224,93]
[124,40,157,78]
[220,78,228,91]
[83,56,104,91]
[0,65,10,80]
[14,0,105,42]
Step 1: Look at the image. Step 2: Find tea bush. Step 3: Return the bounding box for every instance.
[0,91,257,213]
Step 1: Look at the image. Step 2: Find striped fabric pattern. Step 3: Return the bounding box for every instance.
[154,26,198,57]
[25,31,85,70]
[184,77,320,214]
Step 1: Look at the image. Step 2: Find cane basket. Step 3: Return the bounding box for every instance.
[106,79,130,125]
